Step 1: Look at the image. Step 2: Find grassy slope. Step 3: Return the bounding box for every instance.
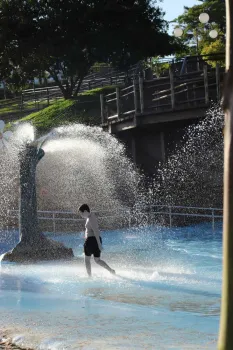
[15,86,117,133]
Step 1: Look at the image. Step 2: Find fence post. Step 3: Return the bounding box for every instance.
[169,68,175,109]
[203,65,209,105]
[212,209,215,231]
[128,210,131,228]
[139,74,144,113]
[193,83,197,105]
[20,93,24,111]
[47,88,50,106]
[34,86,37,109]
[6,209,9,235]
[100,94,105,124]
[52,213,56,233]
[3,81,6,100]
[169,206,172,228]
[116,87,121,119]
[216,63,220,102]
[133,79,138,113]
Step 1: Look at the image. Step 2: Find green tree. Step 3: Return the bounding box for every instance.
[147,57,170,78]
[0,0,179,99]
[201,39,225,67]
[173,0,226,56]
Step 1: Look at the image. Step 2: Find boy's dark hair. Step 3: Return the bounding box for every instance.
[78,204,90,213]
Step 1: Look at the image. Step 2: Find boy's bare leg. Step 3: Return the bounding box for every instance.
[94,257,115,274]
[85,255,92,277]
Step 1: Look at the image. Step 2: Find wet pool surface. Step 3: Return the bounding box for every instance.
[0,223,222,349]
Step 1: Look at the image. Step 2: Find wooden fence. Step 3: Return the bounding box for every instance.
[100,64,224,125]
[0,63,142,118]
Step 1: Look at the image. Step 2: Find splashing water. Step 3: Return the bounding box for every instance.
[13,122,35,146]
[0,122,144,230]
[37,124,142,212]
[153,104,224,208]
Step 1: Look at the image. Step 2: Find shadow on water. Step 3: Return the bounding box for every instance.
[115,274,221,298]
[0,270,48,293]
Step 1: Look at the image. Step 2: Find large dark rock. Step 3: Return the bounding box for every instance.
[2,234,74,263]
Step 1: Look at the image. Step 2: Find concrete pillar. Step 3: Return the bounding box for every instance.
[131,135,137,164]
[160,131,166,162]
[134,129,167,175]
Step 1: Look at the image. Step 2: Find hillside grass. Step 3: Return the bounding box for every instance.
[11,85,118,133]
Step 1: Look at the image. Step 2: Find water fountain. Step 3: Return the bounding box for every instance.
[0,121,141,262]
[0,106,225,259]
[0,122,74,262]
[0,107,225,349]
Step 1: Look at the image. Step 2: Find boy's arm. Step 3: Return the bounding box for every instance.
[89,214,102,251]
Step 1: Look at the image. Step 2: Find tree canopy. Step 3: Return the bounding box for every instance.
[173,0,225,61]
[0,0,179,98]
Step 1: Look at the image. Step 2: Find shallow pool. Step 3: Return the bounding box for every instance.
[0,223,222,349]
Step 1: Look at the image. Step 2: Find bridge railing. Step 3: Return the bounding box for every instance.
[5,208,130,233]
[134,205,223,231]
[102,83,137,123]
[3,205,223,234]
[100,64,224,125]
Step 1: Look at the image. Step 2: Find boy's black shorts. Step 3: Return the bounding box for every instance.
[84,237,102,258]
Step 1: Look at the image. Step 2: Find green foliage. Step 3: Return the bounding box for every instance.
[91,62,112,73]
[148,57,170,77]
[4,70,32,94]
[201,39,225,67]
[0,0,179,99]
[173,0,226,56]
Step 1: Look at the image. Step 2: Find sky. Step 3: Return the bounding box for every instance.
[161,0,199,21]
[161,0,199,33]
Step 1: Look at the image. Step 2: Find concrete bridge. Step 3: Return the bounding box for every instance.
[101,64,224,175]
